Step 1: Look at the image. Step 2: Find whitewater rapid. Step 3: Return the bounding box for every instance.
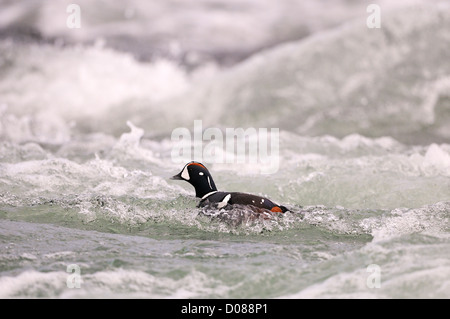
[0,0,449,299]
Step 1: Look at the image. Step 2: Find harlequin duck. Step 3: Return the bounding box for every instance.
[171,161,288,213]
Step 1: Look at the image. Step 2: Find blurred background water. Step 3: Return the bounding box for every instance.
[0,0,449,298]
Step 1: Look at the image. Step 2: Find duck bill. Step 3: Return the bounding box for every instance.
[170,173,183,180]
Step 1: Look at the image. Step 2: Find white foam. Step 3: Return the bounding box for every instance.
[1,0,415,65]
[281,262,450,299]
[20,253,37,260]
[0,269,230,298]
[370,202,450,242]
[43,251,76,259]
[0,40,189,134]
[280,232,450,299]
[424,143,450,169]
[0,270,68,298]
[0,109,71,145]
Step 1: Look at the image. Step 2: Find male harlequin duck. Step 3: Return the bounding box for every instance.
[171,161,288,214]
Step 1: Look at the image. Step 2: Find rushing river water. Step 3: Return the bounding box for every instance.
[0,0,449,298]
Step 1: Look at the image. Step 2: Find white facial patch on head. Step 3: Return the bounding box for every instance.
[199,172,204,175]
[181,165,190,180]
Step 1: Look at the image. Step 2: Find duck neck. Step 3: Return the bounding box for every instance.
[194,176,217,198]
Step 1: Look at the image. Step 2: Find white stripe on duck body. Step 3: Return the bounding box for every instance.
[171,161,288,214]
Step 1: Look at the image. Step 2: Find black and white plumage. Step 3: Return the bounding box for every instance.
[171,161,288,214]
